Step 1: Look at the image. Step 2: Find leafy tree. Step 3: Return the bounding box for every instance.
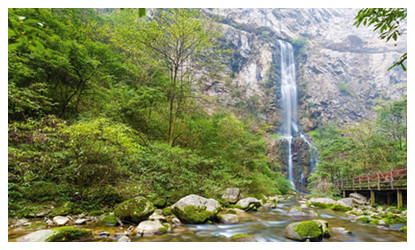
[116,9,226,144]
[354,8,407,71]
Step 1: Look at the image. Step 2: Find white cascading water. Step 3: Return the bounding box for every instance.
[278,40,318,190]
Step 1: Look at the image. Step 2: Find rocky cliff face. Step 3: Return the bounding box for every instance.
[204,8,407,189]
[207,8,407,130]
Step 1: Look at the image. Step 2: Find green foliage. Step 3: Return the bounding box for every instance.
[337,82,350,95]
[354,8,407,71]
[8,8,290,218]
[308,97,406,194]
[291,36,308,55]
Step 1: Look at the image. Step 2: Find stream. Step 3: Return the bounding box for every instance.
[8,198,407,242]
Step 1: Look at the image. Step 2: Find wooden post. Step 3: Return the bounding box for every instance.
[359,177,362,190]
[367,175,370,189]
[343,190,346,198]
[397,189,403,208]
[341,179,344,190]
[370,190,375,207]
[377,172,380,191]
[352,178,355,190]
[390,170,394,189]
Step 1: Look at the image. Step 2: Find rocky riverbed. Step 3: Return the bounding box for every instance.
[8,191,407,242]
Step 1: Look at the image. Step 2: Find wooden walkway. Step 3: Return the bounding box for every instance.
[333,168,407,208]
[334,168,407,191]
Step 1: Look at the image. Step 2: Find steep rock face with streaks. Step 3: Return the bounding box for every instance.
[206,8,406,130]
[204,8,406,188]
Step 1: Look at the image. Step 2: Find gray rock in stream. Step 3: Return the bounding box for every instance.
[18,230,57,242]
[288,207,307,216]
[222,187,241,204]
[52,216,69,226]
[218,214,239,224]
[133,220,169,236]
[236,197,261,211]
[171,194,221,224]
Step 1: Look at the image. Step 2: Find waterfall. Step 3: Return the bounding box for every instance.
[277,40,318,191]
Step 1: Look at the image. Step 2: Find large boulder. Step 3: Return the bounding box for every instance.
[171,194,221,224]
[133,220,169,236]
[18,230,57,242]
[332,198,353,211]
[222,187,241,204]
[307,198,336,208]
[114,196,155,224]
[18,226,92,242]
[236,197,261,211]
[349,193,368,203]
[283,220,330,242]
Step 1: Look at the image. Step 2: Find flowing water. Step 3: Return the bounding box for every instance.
[8,198,406,242]
[278,40,318,190]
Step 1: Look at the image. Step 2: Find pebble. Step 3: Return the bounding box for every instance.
[97,232,110,237]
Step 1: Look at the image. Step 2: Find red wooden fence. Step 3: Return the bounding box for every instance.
[334,168,407,191]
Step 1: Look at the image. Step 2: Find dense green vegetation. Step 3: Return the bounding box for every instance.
[8,8,290,218]
[307,97,407,197]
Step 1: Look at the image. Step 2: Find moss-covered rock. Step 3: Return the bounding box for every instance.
[47,226,92,242]
[230,233,256,242]
[162,207,173,216]
[284,220,330,242]
[295,221,323,239]
[171,194,221,224]
[114,196,155,224]
[226,209,237,214]
[133,220,169,236]
[19,226,92,242]
[370,219,380,225]
[400,226,407,233]
[384,213,407,224]
[89,210,105,216]
[235,197,261,211]
[332,202,353,212]
[173,205,216,224]
[99,214,118,226]
[356,216,371,224]
[48,202,74,217]
[21,222,48,230]
[307,198,336,209]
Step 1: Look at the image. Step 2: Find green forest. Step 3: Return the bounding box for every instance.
[8,8,293,217]
[8,8,407,243]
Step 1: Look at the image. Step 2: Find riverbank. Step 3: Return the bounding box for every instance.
[8,192,407,242]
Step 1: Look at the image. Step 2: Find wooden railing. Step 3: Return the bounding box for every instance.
[334,168,407,191]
